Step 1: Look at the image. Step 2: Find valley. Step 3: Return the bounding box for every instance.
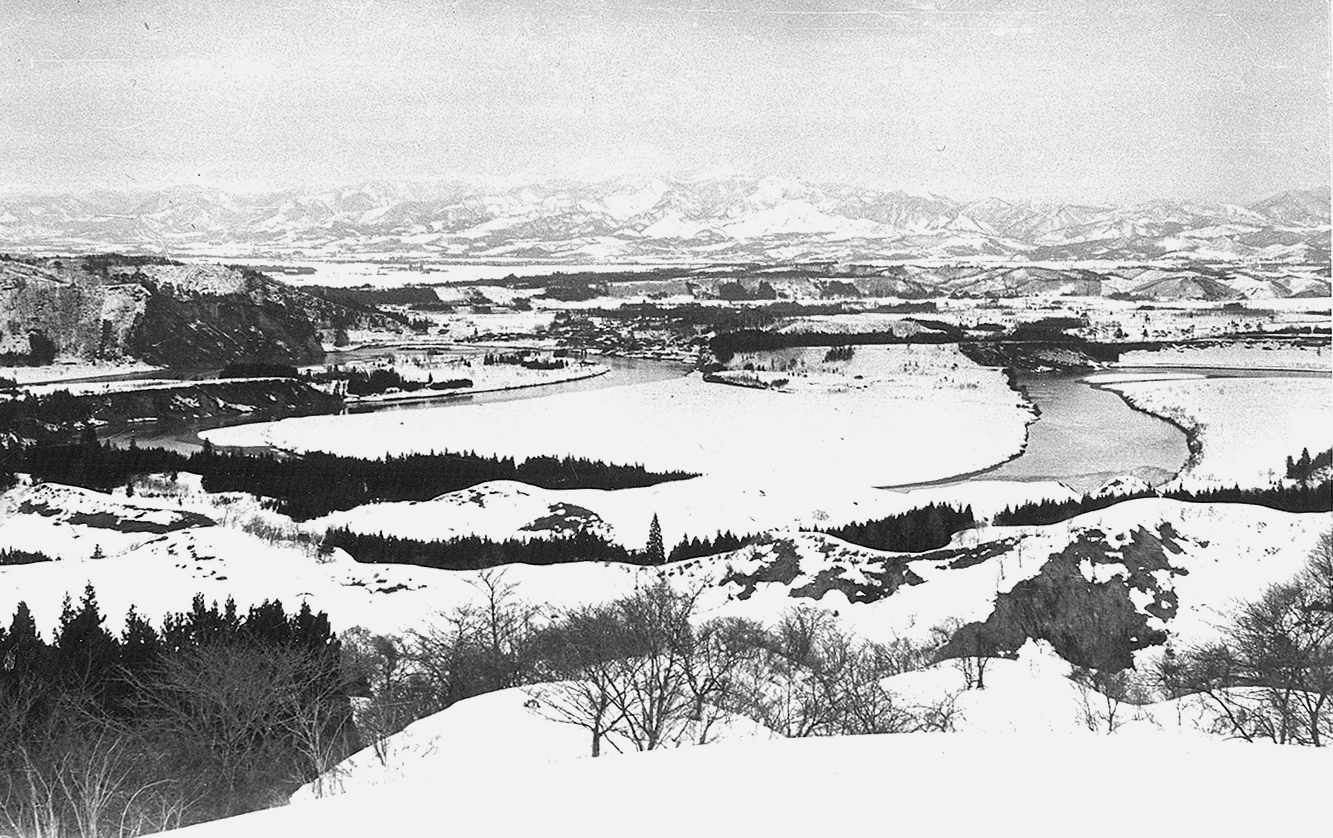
[1,234,1329,837]
[4,1,1329,833]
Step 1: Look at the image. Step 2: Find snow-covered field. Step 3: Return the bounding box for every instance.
[1104,376,1332,488]
[1116,340,1332,371]
[342,358,609,405]
[216,258,668,288]
[203,345,1034,486]
[13,375,295,399]
[0,359,163,385]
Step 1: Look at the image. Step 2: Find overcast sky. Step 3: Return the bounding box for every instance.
[2,0,1327,203]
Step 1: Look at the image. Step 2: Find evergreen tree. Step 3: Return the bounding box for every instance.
[121,603,162,673]
[55,583,119,696]
[647,514,665,565]
[3,601,42,675]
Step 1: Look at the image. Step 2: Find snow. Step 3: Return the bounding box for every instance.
[4,479,1331,838]
[292,684,775,802]
[1082,372,1205,385]
[155,721,1333,838]
[1116,341,1332,372]
[5,469,1324,654]
[16,376,289,399]
[202,345,1034,487]
[1104,376,1333,488]
[311,477,1076,552]
[217,259,669,289]
[344,363,609,406]
[0,360,163,385]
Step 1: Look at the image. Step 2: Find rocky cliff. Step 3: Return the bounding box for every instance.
[0,255,332,368]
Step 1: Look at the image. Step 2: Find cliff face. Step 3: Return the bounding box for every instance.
[0,256,326,368]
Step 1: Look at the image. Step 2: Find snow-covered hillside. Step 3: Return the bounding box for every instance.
[286,636,1325,807]
[312,477,1075,552]
[2,473,1325,651]
[3,469,1328,838]
[157,725,1333,838]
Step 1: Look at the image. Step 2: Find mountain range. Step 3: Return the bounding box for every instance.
[0,177,1328,265]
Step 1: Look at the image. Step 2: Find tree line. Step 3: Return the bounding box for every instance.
[1287,447,1332,483]
[324,525,754,571]
[327,500,983,574]
[995,479,1333,528]
[710,327,959,363]
[812,503,976,553]
[0,548,53,566]
[10,435,697,521]
[0,588,354,834]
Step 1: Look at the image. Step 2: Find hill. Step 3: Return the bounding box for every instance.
[0,254,399,368]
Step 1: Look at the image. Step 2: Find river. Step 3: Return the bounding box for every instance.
[103,351,692,453]
[893,365,1329,495]
[105,351,1322,494]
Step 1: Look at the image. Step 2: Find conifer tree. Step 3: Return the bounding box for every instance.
[647,514,665,565]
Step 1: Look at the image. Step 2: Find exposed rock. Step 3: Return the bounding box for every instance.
[0,254,384,369]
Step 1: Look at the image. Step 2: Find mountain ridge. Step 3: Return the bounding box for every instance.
[1,178,1326,264]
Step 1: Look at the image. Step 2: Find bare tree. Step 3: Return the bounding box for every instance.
[526,603,630,757]
[531,581,739,755]
[1070,667,1151,734]
[1178,531,1333,746]
[407,568,540,710]
[340,628,431,766]
[604,581,701,751]
[0,698,190,838]
[127,643,349,815]
[679,616,766,744]
[930,617,996,690]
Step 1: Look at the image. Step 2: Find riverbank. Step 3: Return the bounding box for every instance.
[1099,374,1332,489]
[1085,379,1203,485]
[345,364,610,407]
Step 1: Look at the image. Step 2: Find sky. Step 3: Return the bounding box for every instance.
[1,0,1328,203]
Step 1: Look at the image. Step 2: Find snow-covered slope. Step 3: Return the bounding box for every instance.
[3,474,1325,654]
[291,684,776,802]
[156,726,1333,838]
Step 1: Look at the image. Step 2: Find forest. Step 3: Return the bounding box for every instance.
[1286,447,1333,483]
[323,526,756,571]
[994,478,1333,528]
[9,437,698,521]
[812,503,976,553]
[710,325,959,363]
[0,589,352,833]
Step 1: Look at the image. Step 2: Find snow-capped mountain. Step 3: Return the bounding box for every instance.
[0,177,1327,264]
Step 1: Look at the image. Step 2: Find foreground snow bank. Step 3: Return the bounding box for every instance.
[293,685,775,802]
[160,730,1332,838]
